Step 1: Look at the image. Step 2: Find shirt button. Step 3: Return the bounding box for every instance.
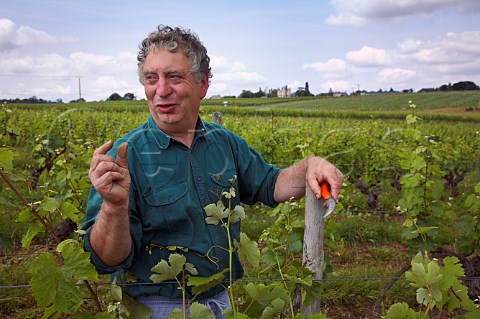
[196,176,202,181]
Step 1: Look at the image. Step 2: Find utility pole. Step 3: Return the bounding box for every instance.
[77,76,83,101]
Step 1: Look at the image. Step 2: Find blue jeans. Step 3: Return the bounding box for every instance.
[136,290,231,319]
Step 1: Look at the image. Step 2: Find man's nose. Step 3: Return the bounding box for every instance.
[156,77,172,97]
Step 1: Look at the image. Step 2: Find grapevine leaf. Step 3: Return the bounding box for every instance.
[226,312,251,319]
[16,208,36,223]
[28,252,83,313]
[40,197,59,212]
[465,192,480,213]
[29,253,58,307]
[184,262,198,276]
[111,284,122,302]
[235,232,260,271]
[189,302,215,319]
[60,241,99,282]
[384,302,427,318]
[188,268,228,295]
[288,231,303,253]
[0,147,14,170]
[204,201,227,225]
[150,253,186,283]
[22,223,41,249]
[440,256,464,289]
[284,274,313,287]
[59,201,80,222]
[54,274,84,313]
[242,282,289,315]
[122,293,153,319]
[40,306,57,319]
[411,226,438,235]
[260,297,285,319]
[425,261,442,285]
[167,308,183,319]
[406,260,428,287]
[416,287,431,306]
[230,205,246,223]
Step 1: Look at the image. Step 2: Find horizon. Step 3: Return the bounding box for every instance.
[1,0,480,102]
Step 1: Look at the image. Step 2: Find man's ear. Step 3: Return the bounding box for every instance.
[199,74,209,99]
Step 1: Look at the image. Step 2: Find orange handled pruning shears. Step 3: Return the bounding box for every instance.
[320,181,336,218]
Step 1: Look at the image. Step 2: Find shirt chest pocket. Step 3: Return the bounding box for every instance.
[143,180,195,247]
[208,168,240,206]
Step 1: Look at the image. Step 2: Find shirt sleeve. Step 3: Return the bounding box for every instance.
[81,143,143,274]
[230,133,281,207]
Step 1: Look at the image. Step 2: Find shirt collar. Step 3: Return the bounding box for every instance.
[147,115,209,149]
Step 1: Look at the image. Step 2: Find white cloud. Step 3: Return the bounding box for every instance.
[325,0,480,26]
[207,54,267,96]
[397,31,480,65]
[303,58,347,79]
[346,46,392,66]
[0,53,69,75]
[0,18,76,50]
[304,30,480,92]
[70,51,135,75]
[377,68,416,83]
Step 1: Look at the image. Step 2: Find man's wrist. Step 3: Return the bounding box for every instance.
[100,200,129,216]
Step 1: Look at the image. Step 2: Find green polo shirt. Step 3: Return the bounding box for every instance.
[82,115,280,299]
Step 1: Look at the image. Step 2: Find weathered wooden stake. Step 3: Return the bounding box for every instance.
[212,112,222,125]
[301,183,325,315]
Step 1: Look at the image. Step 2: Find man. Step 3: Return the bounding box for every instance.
[83,25,343,318]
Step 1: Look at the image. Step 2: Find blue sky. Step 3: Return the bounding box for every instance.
[1,0,479,101]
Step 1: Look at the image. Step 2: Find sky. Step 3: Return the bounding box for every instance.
[1,0,480,102]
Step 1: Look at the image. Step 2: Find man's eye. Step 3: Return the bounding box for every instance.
[145,74,158,82]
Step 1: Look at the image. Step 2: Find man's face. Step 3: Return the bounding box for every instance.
[143,47,209,134]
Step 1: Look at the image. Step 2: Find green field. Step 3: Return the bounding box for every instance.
[1,91,479,318]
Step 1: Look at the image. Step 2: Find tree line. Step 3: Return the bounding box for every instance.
[1,81,478,104]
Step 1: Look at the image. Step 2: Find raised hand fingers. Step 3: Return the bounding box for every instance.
[115,142,129,169]
[90,140,115,170]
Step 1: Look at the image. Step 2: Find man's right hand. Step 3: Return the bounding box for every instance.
[89,141,130,207]
[89,140,132,266]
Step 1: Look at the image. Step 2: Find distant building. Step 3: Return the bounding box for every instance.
[209,94,222,99]
[277,85,291,98]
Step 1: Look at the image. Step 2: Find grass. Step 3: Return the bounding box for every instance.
[2,92,479,318]
[0,245,40,319]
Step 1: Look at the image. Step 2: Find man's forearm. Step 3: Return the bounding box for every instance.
[274,158,309,202]
[274,156,343,203]
[89,202,132,266]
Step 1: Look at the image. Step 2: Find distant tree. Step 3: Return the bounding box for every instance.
[239,90,254,98]
[451,81,479,91]
[123,92,136,100]
[305,82,314,96]
[107,93,123,101]
[69,98,86,103]
[295,82,314,97]
[439,83,452,91]
[267,89,278,98]
[253,87,266,98]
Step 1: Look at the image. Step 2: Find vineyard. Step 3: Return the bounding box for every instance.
[1,91,480,318]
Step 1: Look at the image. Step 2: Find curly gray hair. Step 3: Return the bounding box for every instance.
[137,25,212,85]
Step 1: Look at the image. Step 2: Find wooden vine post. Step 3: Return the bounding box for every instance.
[301,184,325,315]
[212,111,222,125]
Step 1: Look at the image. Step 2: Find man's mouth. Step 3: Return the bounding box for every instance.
[156,104,175,113]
